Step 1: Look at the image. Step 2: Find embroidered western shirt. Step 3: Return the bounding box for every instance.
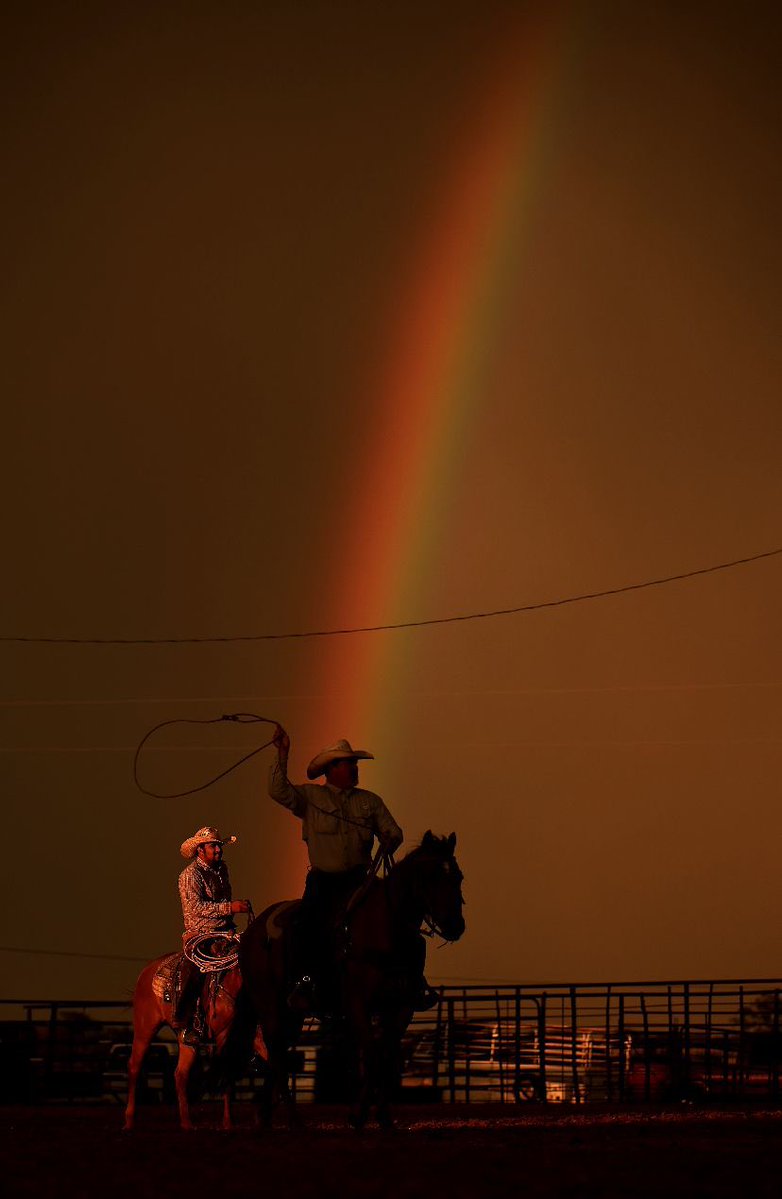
[268,754,403,873]
[178,857,235,940]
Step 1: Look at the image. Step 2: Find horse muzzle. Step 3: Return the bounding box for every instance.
[439,914,466,942]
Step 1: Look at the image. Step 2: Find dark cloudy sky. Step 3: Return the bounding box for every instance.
[2,1,781,1001]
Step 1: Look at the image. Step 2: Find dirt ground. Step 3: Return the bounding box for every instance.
[3,1105,782,1199]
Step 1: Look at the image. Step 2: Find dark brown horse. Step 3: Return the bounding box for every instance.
[224,831,465,1130]
[123,953,265,1131]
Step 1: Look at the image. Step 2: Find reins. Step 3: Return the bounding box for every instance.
[344,846,394,919]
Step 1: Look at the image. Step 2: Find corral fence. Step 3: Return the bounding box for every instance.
[2,979,781,1106]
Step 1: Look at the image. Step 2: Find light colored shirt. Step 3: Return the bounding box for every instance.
[268,755,403,873]
[178,857,235,940]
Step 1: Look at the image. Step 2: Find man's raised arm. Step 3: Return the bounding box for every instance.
[268,724,306,816]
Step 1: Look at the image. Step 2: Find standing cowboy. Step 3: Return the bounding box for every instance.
[269,727,435,1011]
[173,826,250,1043]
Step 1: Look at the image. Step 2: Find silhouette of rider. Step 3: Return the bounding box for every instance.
[268,726,437,1013]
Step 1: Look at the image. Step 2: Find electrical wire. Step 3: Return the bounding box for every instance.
[0,945,148,963]
[2,546,780,645]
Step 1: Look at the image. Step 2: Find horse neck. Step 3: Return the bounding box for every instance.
[382,855,428,932]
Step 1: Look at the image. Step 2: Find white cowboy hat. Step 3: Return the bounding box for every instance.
[180,826,237,860]
[306,739,374,780]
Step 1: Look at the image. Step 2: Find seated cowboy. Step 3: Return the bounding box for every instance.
[268,726,437,1013]
[172,826,250,1044]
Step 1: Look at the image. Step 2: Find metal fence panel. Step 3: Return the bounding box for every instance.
[3,980,782,1105]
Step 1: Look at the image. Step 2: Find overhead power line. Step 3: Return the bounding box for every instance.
[1,546,780,645]
[0,945,148,963]
[2,680,782,707]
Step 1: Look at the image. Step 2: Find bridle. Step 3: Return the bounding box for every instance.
[382,848,463,944]
[418,863,464,944]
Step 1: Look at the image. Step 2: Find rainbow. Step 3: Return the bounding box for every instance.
[276,11,571,888]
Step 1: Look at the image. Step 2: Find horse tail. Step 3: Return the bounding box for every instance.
[208,982,260,1091]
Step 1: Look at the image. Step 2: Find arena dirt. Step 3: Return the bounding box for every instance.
[2,1106,782,1198]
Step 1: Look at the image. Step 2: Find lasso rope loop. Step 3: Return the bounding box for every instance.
[133,714,384,833]
[133,713,278,799]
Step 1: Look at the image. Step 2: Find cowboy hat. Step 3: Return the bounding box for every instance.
[180,826,237,859]
[306,739,374,780]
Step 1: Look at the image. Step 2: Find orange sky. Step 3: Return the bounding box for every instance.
[2,1,781,1000]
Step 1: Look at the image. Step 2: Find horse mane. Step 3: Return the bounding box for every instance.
[397,831,456,866]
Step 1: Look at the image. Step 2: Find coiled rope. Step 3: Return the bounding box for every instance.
[184,931,243,973]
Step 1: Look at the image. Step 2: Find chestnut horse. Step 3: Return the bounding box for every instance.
[222,831,465,1130]
[123,953,264,1131]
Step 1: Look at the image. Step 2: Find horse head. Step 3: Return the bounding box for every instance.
[415,830,466,942]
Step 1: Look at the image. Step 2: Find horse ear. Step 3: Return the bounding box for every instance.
[447,831,456,853]
[421,830,434,849]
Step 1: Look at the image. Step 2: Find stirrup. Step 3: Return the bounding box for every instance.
[287,975,315,1013]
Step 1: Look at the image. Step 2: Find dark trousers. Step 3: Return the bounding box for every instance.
[172,956,203,1026]
[293,866,368,986]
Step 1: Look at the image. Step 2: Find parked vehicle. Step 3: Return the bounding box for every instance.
[103,1040,176,1105]
[401,1018,631,1103]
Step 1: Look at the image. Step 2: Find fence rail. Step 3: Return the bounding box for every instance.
[2,979,782,1106]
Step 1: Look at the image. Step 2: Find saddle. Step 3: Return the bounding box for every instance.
[264,887,385,1019]
[152,952,186,1007]
[152,949,235,1045]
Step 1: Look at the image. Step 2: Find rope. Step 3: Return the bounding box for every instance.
[134,713,392,837]
[184,932,241,974]
[133,714,277,798]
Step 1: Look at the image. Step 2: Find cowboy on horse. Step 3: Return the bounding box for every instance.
[172,826,251,1043]
[123,825,258,1131]
[268,725,438,1014]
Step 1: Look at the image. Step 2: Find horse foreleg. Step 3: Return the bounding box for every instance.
[347,1010,375,1132]
[375,1006,413,1130]
[252,1045,283,1131]
[174,1041,198,1130]
[123,1023,158,1132]
[221,1084,233,1131]
[274,1044,302,1130]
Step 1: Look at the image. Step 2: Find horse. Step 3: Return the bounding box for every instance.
[223,830,465,1130]
[123,950,265,1131]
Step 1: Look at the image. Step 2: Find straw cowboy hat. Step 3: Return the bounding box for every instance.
[307,739,374,780]
[180,826,237,859]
